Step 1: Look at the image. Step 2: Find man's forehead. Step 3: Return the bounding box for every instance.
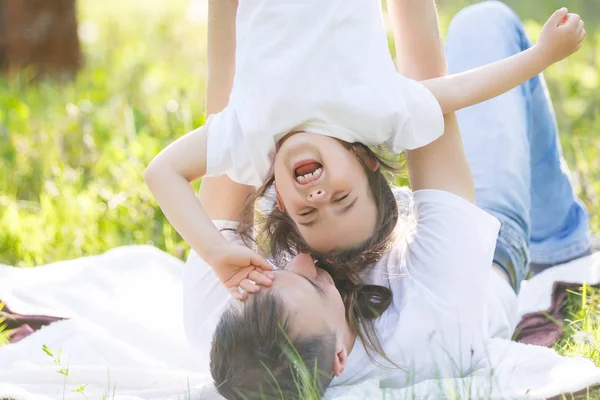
[271,271,314,292]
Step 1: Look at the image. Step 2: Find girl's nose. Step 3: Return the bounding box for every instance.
[307,189,327,203]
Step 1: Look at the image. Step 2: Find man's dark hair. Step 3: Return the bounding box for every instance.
[210,292,336,400]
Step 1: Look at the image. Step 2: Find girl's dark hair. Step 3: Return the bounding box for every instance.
[235,142,403,366]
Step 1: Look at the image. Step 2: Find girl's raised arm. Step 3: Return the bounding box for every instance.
[423,9,585,115]
[145,0,272,300]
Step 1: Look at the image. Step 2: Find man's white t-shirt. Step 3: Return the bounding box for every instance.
[204,0,444,187]
[330,188,517,387]
[182,189,518,387]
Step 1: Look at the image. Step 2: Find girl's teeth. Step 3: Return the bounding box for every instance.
[295,167,323,184]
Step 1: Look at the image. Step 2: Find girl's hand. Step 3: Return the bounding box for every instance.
[209,243,275,300]
[537,8,586,64]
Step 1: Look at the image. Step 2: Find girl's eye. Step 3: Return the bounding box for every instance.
[299,209,315,217]
[334,193,349,203]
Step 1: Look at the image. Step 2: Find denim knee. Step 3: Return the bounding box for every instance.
[448,1,522,39]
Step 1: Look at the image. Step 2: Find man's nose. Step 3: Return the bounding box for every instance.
[286,253,317,277]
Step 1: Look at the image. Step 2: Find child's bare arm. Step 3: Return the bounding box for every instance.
[423,9,585,115]
[144,123,219,257]
[144,123,271,300]
[145,0,272,300]
[146,0,239,254]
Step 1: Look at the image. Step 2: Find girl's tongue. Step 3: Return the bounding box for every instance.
[294,162,323,184]
[295,162,322,177]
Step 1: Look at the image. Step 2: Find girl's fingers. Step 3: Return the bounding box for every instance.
[552,7,569,26]
[251,254,274,271]
[239,279,261,294]
[230,287,247,301]
[576,20,585,35]
[248,270,273,286]
[565,13,581,30]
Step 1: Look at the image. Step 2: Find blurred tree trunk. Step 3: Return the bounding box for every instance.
[0,0,81,80]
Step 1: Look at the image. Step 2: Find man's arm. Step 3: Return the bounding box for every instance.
[200,0,254,224]
[205,0,237,115]
[388,0,446,79]
[388,0,475,203]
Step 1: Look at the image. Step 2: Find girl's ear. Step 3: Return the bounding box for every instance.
[354,146,380,171]
[274,184,285,212]
[363,155,380,172]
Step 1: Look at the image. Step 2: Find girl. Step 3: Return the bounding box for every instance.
[145,0,586,299]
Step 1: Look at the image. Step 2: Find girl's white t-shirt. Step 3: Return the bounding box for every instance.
[182,188,518,387]
[205,0,444,187]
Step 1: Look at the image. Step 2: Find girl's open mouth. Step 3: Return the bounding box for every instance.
[294,160,323,185]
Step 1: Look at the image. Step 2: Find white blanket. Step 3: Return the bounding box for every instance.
[1,246,599,399]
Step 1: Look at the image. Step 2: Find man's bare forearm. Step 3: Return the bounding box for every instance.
[387,0,446,79]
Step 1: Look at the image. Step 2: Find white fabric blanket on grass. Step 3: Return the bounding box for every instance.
[1,246,600,400]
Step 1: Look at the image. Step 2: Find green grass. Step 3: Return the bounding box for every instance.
[1,0,600,396]
[558,284,600,361]
[1,0,207,266]
[0,302,11,346]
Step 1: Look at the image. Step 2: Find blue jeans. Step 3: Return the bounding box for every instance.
[445,1,591,292]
